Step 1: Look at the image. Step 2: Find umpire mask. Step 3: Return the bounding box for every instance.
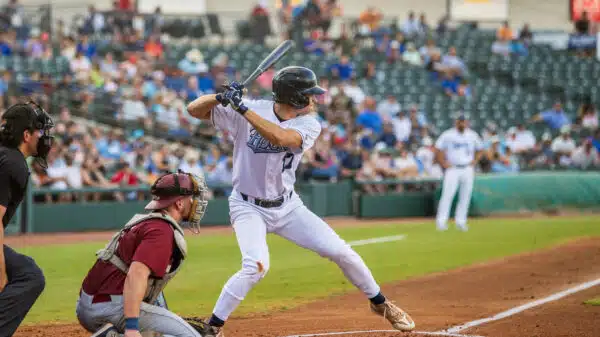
[31,103,55,169]
[0,102,54,168]
[146,171,209,233]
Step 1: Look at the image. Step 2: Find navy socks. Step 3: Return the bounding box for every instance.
[369,292,386,305]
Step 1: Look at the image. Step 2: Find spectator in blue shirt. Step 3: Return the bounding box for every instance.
[441,73,459,96]
[329,55,354,81]
[530,102,570,130]
[197,73,215,93]
[0,33,13,56]
[76,35,97,59]
[356,97,383,134]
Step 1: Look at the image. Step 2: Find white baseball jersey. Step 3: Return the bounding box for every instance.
[435,128,483,166]
[211,99,321,199]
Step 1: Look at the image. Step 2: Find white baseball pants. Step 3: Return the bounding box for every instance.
[212,190,381,321]
[436,166,474,230]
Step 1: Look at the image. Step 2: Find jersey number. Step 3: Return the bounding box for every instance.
[282,152,294,172]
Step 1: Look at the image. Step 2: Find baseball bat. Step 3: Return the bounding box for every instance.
[241,40,295,87]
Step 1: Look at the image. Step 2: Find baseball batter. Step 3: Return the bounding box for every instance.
[434,115,484,231]
[187,66,415,337]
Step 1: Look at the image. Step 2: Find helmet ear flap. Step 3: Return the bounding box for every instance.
[291,92,309,109]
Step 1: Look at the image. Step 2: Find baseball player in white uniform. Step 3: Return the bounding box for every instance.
[187,66,415,337]
[434,115,484,231]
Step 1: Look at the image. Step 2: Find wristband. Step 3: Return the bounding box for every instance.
[125,317,139,331]
[237,104,248,115]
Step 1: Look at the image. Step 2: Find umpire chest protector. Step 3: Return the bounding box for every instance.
[96,212,188,304]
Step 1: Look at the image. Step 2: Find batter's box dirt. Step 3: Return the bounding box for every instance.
[15,238,600,337]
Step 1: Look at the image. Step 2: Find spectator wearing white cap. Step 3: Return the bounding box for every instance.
[178,48,208,75]
[571,138,600,169]
[416,137,442,178]
[551,126,576,167]
[402,42,423,66]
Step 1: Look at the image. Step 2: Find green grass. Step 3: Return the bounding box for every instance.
[584,298,600,305]
[16,215,600,324]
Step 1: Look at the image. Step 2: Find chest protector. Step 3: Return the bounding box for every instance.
[96,212,188,304]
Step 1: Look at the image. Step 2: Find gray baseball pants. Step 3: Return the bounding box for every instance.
[76,291,202,337]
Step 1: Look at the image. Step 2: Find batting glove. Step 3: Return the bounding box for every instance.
[227,90,248,114]
[216,81,245,107]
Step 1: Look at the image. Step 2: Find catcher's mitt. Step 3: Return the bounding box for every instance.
[183,317,220,337]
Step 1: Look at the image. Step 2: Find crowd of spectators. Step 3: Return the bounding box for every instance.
[0,1,599,203]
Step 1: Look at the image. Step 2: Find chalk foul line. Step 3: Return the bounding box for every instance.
[438,277,600,334]
[281,329,484,337]
[348,234,406,247]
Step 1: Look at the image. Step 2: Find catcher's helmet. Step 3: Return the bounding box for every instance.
[272,66,326,109]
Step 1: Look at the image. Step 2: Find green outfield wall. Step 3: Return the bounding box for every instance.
[5,172,599,234]
[359,172,600,219]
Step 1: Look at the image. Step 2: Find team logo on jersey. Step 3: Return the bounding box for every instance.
[452,142,469,149]
[246,128,289,153]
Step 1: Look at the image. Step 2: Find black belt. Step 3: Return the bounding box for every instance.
[240,191,292,208]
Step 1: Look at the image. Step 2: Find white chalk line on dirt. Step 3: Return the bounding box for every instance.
[438,277,600,334]
[280,329,483,337]
[347,235,407,247]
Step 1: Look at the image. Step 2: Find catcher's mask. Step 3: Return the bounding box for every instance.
[0,101,54,168]
[144,171,209,233]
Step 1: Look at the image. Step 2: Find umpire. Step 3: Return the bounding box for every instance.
[0,102,54,336]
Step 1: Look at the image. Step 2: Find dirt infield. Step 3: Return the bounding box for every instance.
[14,235,600,337]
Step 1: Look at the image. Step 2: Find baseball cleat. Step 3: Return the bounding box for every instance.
[90,323,119,337]
[370,300,416,331]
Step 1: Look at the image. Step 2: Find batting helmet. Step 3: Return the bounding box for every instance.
[272,66,326,109]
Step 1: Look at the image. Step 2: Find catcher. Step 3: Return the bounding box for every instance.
[77,171,213,337]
